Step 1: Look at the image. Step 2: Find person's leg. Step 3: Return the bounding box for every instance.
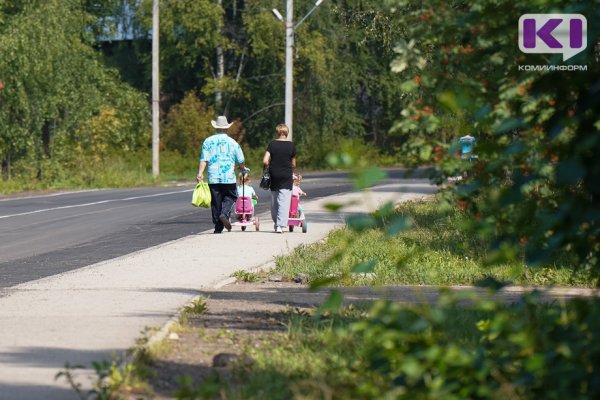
[221,183,237,219]
[213,184,234,231]
[270,190,278,229]
[276,189,292,228]
[209,184,224,233]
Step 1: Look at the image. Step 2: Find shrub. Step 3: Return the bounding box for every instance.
[345,291,600,399]
[162,91,215,157]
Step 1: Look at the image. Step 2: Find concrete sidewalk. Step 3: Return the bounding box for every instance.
[0,181,434,400]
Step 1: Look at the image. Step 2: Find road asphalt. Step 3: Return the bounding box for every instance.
[0,180,435,400]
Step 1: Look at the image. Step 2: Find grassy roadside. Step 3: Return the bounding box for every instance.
[197,303,493,400]
[1,137,397,196]
[274,200,594,287]
[151,288,599,400]
[0,151,198,196]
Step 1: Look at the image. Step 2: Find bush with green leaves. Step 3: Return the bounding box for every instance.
[385,0,599,277]
[343,290,600,400]
[162,92,215,157]
[174,287,600,399]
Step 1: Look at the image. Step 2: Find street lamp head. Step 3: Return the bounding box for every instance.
[315,0,323,6]
[271,8,283,22]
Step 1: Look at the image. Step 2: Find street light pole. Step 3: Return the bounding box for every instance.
[152,0,160,178]
[273,0,324,142]
[284,0,294,141]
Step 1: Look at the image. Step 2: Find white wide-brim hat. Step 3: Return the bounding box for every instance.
[211,115,233,129]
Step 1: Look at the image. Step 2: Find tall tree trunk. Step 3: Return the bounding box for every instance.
[42,121,51,158]
[370,96,379,146]
[37,121,52,180]
[1,151,10,181]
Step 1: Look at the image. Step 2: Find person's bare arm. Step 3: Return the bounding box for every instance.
[291,157,296,172]
[263,151,271,167]
[197,160,207,182]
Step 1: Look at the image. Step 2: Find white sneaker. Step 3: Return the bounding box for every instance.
[276,226,283,233]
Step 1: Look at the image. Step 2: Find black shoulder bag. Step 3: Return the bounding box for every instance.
[259,166,271,190]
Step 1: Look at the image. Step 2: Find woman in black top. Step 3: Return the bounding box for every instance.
[262,124,296,233]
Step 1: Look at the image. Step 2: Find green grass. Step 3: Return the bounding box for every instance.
[221,307,369,400]
[274,200,594,287]
[201,300,558,399]
[0,150,197,195]
[182,297,208,315]
[0,142,402,196]
[231,270,261,282]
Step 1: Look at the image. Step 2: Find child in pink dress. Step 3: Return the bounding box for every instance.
[292,175,307,218]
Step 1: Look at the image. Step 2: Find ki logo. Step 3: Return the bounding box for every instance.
[518,14,587,61]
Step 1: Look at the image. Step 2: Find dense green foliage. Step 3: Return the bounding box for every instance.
[347,293,600,399]
[120,0,408,160]
[0,0,149,186]
[171,293,600,400]
[1,0,410,192]
[384,0,599,274]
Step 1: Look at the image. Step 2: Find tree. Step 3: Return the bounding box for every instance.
[131,0,222,110]
[0,0,148,182]
[386,0,600,277]
[162,91,214,156]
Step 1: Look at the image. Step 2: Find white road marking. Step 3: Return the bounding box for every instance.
[0,189,191,220]
[0,189,103,202]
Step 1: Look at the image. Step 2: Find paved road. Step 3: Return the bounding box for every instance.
[0,169,430,290]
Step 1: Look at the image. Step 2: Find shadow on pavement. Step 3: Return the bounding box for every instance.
[193,284,599,310]
[369,185,438,195]
[0,346,123,368]
[0,384,81,400]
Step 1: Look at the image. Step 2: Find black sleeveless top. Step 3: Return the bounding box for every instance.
[267,140,296,190]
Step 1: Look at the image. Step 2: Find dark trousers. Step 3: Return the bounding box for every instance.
[209,183,237,232]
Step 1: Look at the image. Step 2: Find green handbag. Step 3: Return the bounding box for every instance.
[191,182,211,208]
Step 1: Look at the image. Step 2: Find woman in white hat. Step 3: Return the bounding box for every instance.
[197,116,246,233]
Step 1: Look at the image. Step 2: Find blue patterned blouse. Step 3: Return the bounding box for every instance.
[200,134,245,184]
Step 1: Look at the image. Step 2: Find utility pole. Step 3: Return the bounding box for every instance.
[272,0,324,142]
[152,0,160,178]
[215,0,224,110]
[285,0,294,141]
